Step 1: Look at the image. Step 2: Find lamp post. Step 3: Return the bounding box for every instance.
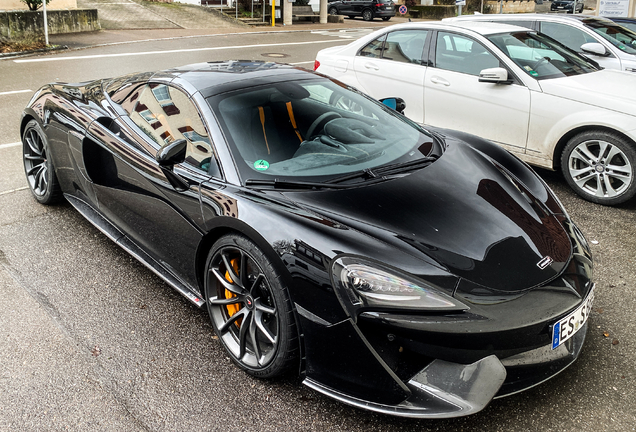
[42,0,49,46]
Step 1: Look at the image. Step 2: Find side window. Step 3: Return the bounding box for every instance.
[359,35,387,58]
[540,22,596,52]
[121,84,214,173]
[435,32,500,76]
[382,30,428,64]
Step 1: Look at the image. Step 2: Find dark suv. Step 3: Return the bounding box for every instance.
[550,0,584,13]
[328,0,395,21]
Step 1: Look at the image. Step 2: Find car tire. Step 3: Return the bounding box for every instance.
[204,234,299,378]
[329,7,338,15]
[560,130,636,205]
[362,9,373,21]
[22,119,63,205]
[382,16,391,21]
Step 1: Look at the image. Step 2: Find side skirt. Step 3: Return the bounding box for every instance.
[65,194,206,307]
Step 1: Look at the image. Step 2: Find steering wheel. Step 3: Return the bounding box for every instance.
[306,112,342,138]
[532,56,551,70]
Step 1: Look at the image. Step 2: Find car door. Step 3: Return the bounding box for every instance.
[423,31,531,154]
[352,29,429,122]
[538,21,622,70]
[86,82,216,292]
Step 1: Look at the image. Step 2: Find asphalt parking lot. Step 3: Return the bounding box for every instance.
[0,26,635,431]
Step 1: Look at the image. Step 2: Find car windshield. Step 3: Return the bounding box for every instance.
[487,31,599,80]
[206,78,435,182]
[584,19,636,55]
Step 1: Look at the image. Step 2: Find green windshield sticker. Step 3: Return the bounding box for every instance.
[254,160,270,171]
[529,70,539,77]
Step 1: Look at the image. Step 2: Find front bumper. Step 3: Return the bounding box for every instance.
[299,312,588,418]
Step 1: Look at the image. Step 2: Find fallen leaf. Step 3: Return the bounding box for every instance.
[595,308,604,314]
[603,332,610,337]
[612,339,619,345]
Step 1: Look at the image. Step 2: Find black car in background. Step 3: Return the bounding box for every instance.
[328,0,395,21]
[551,0,584,13]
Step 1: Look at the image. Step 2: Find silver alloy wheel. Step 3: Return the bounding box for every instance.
[567,139,633,199]
[208,245,279,369]
[23,126,49,197]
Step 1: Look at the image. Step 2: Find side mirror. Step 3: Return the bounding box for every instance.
[581,42,609,57]
[478,67,511,84]
[156,139,187,168]
[156,139,189,191]
[380,97,406,114]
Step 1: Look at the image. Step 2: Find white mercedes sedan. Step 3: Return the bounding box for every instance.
[315,21,636,206]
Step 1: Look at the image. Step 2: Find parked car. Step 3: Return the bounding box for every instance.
[607,16,636,33]
[328,0,395,21]
[445,14,636,72]
[550,0,584,13]
[22,60,593,418]
[315,21,636,205]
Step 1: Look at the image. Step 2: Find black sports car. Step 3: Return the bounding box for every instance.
[21,61,594,418]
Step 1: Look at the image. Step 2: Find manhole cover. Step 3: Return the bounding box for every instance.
[261,53,290,58]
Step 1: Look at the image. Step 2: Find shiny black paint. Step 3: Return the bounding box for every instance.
[22,63,593,411]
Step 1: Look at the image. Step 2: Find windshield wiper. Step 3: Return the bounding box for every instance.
[327,155,439,185]
[245,178,388,190]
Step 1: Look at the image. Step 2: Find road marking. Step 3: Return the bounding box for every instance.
[0,90,32,96]
[14,40,345,63]
[0,187,28,197]
[0,142,21,150]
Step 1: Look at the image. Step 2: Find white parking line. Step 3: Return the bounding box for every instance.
[14,40,344,63]
[0,90,32,96]
[0,142,21,150]
[0,186,28,197]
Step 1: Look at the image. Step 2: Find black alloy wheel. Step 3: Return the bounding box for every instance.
[22,119,62,205]
[329,7,338,15]
[561,130,636,205]
[205,235,298,378]
[362,8,373,21]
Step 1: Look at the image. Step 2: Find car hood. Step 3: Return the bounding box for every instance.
[283,141,571,293]
[538,70,636,117]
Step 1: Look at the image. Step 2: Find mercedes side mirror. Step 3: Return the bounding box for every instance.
[478,67,511,84]
[380,97,406,115]
[581,43,609,57]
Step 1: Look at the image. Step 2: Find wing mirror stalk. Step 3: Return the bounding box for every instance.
[156,139,190,192]
[380,97,406,115]
[478,67,513,85]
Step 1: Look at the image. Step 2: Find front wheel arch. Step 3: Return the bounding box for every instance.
[552,125,636,171]
[194,219,294,303]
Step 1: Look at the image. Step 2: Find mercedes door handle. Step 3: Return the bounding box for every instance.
[430,76,450,86]
[364,63,380,71]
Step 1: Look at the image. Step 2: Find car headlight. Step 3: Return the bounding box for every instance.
[331,257,468,319]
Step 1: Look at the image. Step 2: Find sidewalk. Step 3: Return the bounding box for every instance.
[48,16,417,50]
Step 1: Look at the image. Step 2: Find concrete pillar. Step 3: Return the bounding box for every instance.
[320,0,328,23]
[282,0,293,25]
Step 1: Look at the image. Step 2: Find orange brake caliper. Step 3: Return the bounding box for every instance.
[224,258,242,327]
